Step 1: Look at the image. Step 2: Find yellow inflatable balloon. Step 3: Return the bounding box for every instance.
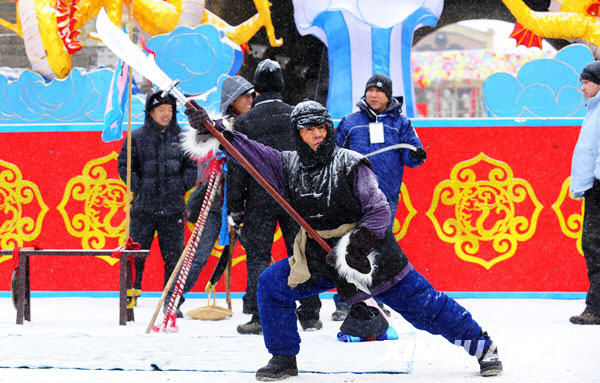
[503,0,600,50]
[0,0,282,79]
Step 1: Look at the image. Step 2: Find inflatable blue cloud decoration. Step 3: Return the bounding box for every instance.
[0,68,144,130]
[483,44,593,118]
[147,24,243,97]
[194,75,230,116]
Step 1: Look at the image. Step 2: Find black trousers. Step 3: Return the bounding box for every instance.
[583,180,600,314]
[241,205,321,320]
[129,211,185,290]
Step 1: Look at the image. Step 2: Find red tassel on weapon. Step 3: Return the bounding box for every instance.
[148,169,224,333]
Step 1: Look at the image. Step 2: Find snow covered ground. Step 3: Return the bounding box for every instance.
[0,294,599,383]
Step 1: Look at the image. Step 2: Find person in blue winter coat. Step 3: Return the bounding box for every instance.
[336,73,426,221]
[183,100,503,381]
[569,60,600,325]
[333,73,427,321]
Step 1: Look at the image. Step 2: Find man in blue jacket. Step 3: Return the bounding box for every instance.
[333,73,426,320]
[336,73,426,218]
[569,61,600,325]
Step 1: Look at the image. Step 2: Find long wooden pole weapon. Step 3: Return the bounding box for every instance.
[145,171,223,333]
[193,119,332,254]
[96,9,332,255]
[123,1,133,243]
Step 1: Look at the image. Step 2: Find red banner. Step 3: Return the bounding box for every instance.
[0,119,588,293]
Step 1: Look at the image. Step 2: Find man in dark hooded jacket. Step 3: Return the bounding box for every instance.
[183,100,503,381]
[118,91,197,298]
[164,75,254,317]
[227,59,322,334]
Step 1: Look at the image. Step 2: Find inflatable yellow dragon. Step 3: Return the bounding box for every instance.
[0,0,282,79]
[503,0,600,55]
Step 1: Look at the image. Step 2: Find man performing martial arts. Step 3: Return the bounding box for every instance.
[183,100,503,381]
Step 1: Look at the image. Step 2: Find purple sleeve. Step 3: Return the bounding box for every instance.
[226,131,287,197]
[353,163,390,238]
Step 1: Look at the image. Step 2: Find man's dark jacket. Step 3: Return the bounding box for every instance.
[226,92,295,213]
[118,105,197,215]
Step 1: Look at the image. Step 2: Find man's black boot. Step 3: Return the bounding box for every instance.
[569,308,600,325]
[237,314,262,334]
[256,354,298,381]
[299,318,323,331]
[331,305,350,321]
[477,332,503,376]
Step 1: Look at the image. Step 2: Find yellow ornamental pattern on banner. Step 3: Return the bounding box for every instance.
[0,160,49,263]
[426,153,543,269]
[57,152,126,266]
[393,183,417,241]
[552,177,583,255]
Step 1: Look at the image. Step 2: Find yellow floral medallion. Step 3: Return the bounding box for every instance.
[0,160,49,263]
[57,152,126,266]
[426,153,543,269]
[392,183,417,241]
[552,177,583,255]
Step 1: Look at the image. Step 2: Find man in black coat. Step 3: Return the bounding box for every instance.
[118,91,197,298]
[228,59,322,334]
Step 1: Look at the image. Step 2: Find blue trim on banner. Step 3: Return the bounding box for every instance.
[0,291,587,299]
[0,122,140,133]
[0,119,192,133]
[313,11,352,121]
[401,9,439,118]
[1,117,581,133]
[411,117,585,128]
[446,292,587,299]
[372,27,391,76]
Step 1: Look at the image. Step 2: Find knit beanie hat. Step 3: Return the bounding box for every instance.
[290,100,337,169]
[254,59,284,93]
[580,61,600,85]
[364,73,393,99]
[290,100,333,131]
[145,91,176,113]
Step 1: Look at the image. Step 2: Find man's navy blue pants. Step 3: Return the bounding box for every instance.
[257,259,483,356]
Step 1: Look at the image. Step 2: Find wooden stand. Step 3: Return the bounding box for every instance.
[1,249,149,326]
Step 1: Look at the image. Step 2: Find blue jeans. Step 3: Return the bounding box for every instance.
[258,259,482,356]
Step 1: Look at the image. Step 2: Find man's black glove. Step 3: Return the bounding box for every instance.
[184,100,211,133]
[410,147,427,161]
[227,211,245,228]
[346,226,378,274]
